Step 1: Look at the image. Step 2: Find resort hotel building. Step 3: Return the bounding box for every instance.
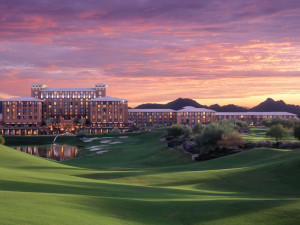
[214,112,297,122]
[128,107,216,127]
[1,83,129,135]
[0,83,298,135]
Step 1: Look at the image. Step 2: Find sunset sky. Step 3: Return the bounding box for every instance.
[0,0,300,107]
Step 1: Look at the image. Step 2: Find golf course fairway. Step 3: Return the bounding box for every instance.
[1,131,300,225]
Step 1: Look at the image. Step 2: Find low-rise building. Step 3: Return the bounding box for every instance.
[128,106,216,127]
[88,96,129,134]
[176,106,216,126]
[215,112,298,123]
[1,97,43,135]
[128,109,176,127]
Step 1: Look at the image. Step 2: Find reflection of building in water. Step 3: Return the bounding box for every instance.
[14,144,78,161]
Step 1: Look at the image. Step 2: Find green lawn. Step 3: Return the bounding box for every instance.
[1,131,300,224]
[241,127,299,142]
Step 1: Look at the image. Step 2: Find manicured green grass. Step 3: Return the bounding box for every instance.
[1,131,300,224]
[241,127,299,142]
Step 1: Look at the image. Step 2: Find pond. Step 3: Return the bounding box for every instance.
[11,144,79,161]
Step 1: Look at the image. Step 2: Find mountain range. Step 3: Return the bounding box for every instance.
[135,98,300,116]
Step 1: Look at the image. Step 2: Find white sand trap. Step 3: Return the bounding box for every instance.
[88,145,109,151]
[102,137,114,139]
[89,148,101,151]
[96,150,108,154]
[119,136,128,139]
[109,141,122,145]
[90,137,100,141]
[101,140,112,144]
[83,137,100,142]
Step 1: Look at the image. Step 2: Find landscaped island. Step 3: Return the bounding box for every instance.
[0,126,300,224]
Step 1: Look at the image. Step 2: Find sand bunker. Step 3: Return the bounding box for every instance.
[82,137,100,143]
[96,150,108,154]
[100,140,112,144]
[109,141,122,145]
[87,145,109,151]
[119,136,128,139]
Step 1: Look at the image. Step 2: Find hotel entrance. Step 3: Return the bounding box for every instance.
[60,119,74,132]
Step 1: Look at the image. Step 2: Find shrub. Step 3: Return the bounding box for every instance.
[77,130,89,138]
[0,135,5,145]
[235,121,248,129]
[266,124,288,143]
[255,141,273,148]
[128,125,139,132]
[262,117,297,128]
[110,128,120,135]
[167,138,184,148]
[244,142,256,149]
[294,125,300,140]
[182,140,195,152]
[193,121,240,154]
[262,118,273,128]
[167,125,186,138]
[279,142,300,149]
[192,123,204,134]
[217,132,245,150]
[183,126,193,139]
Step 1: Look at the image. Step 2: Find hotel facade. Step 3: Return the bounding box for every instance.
[128,106,216,128]
[0,84,298,135]
[215,112,297,123]
[1,83,129,135]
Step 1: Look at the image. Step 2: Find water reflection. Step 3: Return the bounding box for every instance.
[13,144,79,161]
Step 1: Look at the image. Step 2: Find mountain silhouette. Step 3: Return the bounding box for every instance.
[249,98,300,115]
[135,97,300,116]
[209,104,248,112]
[136,98,208,110]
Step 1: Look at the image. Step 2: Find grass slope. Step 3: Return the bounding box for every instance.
[1,131,300,224]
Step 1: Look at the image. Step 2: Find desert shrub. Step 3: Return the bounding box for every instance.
[182,140,195,152]
[262,117,297,129]
[294,125,300,140]
[217,132,245,150]
[194,122,236,154]
[166,135,174,141]
[255,141,274,148]
[77,130,89,138]
[110,128,120,135]
[167,138,184,148]
[0,135,5,145]
[279,142,300,149]
[183,126,193,139]
[192,123,204,134]
[262,118,273,127]
[167,125,186,138]
[239,127,250,133]
[266,124,288,143]
[128,125,139,132]
[244,142,256,149]
[216,120,238,131]
[235,121,249,129]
